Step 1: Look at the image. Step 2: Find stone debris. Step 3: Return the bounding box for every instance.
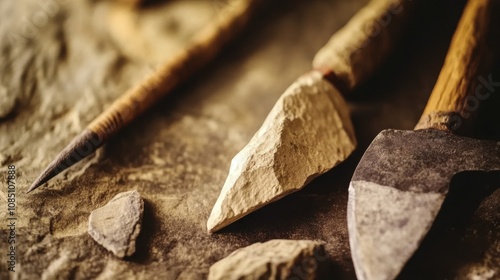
[208,239,328,280]
[88,190,144,258]
[207,70,356,233]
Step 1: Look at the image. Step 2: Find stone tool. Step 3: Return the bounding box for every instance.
[27,0,262,193]
[347,0,500,279]
[207,0,421,233]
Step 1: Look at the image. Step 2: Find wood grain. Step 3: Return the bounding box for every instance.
[415,0,498,133]
[88,0,261,139]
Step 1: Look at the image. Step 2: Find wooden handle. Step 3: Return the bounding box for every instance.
[313,0,416,93]
[415,0,498,133]
[88,0,261,139]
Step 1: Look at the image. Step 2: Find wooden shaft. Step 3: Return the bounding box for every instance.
[313,0,416,92]
[88,0,260,139]
[415,0,498,132]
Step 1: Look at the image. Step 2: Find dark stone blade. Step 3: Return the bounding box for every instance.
[348,129,500,280]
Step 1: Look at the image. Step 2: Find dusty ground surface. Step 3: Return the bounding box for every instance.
[0,0,498,279]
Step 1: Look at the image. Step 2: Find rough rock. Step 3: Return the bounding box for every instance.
[88,190,144,258]
[207,70,356,233]
[208,239,328,280]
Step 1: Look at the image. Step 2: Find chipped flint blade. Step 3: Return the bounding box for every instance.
[348,129,500,280]
[207,70,356,233]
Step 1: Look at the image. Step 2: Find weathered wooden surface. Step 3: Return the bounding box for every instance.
[0,0,498,279]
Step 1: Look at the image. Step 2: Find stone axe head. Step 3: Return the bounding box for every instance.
[347,0,500,279]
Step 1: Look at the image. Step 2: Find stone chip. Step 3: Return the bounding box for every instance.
[208,239,328,280]
[88,190,144,258]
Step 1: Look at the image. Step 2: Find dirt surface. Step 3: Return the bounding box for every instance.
[0,0,498,279]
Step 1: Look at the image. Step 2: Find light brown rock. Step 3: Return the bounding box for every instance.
[208,239,328,280]
[88,190,144,258]
[207,70,356,233]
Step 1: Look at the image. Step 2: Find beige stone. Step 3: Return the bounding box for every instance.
[88,190,144,258]
[208,239,327,280]
[207,70,356,233]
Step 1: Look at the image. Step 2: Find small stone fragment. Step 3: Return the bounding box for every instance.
[0,85,16,119]
[207,70,356,233]
[88,190,144,258]
[208,239,328,280]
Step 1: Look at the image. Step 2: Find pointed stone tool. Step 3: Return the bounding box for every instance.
[207,0,421,233]
[27,0,262,193]
[348,1,500,279]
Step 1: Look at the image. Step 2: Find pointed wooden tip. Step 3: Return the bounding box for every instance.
[27,129,104,193]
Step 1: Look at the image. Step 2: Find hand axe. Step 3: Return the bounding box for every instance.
[347,0,500,279]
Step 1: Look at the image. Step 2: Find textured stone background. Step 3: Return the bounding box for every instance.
[0,0,498,279]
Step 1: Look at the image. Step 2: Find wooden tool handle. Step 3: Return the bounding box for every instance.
[313,0,415,93]
[88,0,261,139]
[415,0,498,133]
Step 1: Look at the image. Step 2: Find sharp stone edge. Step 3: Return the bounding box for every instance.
[207,70,356,233]
[348,180,444,280]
